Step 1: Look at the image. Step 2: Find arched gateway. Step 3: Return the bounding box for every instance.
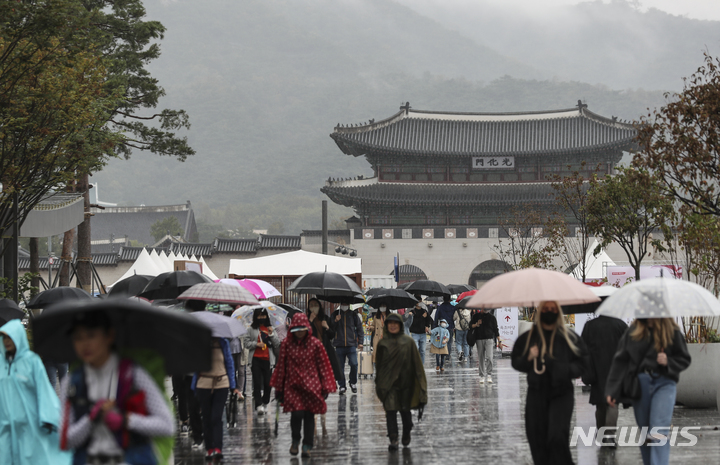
[468,260,511,288]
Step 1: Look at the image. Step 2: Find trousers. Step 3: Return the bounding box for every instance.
[476,339,494,377]
[633,373,677,465]
[196,387,228,451]
[525,388,575,465]
[385,410,413,439]
[290,411,315,447]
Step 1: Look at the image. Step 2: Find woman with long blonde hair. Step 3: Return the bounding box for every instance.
[511,300,587,465]
[605,318,690,465]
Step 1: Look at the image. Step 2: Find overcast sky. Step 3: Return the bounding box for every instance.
[425,0,720,21]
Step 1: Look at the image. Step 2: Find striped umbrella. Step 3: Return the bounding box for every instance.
[177,283,259,306]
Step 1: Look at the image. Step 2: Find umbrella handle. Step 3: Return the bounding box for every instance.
[533,356,546,375]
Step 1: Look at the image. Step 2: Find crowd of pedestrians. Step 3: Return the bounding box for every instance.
[0,289,694,465]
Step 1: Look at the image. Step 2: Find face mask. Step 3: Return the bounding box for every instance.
[309,305,320,314]
[339,304,349,312]
[379,306,387,312]
[440,323,447,328]
[540,311,559,325]
[390,309,398,314]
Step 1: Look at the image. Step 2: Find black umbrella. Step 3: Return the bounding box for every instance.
[456,296,482,309]
[27,286,94,309]
[287,271,363,298]
[138,270,213,301]
[404,280,451,297]
[447,284,475,295]
[109,274,154,297]
[32,298,212,375]
[0,299,24,325]
[315,294,366,304]
[365,289,418,310]
[562,296,609,314]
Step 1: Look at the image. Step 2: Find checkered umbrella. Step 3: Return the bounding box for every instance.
[177,283,259,306]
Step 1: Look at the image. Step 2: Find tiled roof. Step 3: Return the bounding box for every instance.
[213,238,258,254]
[300,230,351,237]
[18,252,117,270]
[118,246,169,262]
[90,202,197,251]
[169,242,214,257]
[322,180,558,207]
[258,235,301,250]
[331,104,636,157]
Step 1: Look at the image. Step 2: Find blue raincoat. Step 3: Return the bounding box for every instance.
[0,319,71,465]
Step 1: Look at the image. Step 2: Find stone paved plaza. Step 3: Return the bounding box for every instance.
[173,355,720,464]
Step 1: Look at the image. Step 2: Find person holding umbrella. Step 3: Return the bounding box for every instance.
[368,304,390,363]
[58,311,175,465]
[270,313,336,458]
[306,298,342,383]
[331,302,364,394]
[470,308,500,384]
[605,318,691,465]
[0,319,71,465]
[511,301,587,465]
[408,300,432,365]
[243,307,280,414]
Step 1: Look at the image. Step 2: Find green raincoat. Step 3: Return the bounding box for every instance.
[0,319,71,465]
[375,313,428,411]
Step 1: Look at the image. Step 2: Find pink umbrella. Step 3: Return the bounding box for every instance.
[467,267,600,308]
[236,279,282,300]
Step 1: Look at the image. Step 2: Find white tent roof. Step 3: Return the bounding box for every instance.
[572,239,616,281]
[114,249,160,284]
[200,256,219,281]
[149,249,169,273]
[229,250,362,277]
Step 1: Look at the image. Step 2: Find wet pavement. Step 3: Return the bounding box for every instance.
[173,352,720,464]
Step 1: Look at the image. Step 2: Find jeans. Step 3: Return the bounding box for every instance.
[633,373,677,465]
[386,410,413,439]
[335,346,358,388]
[251,358,272,406]
[44,360,68,390]
[455,330,469,359]
[290,411,315,448]
[234,353,246,396]
[476,339,494,377]
[196,387,228,451]
[446,330,454,360]
[411,333,426,364]
[435,354,446,368]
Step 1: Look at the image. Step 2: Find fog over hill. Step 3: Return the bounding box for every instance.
[91,0,715,236]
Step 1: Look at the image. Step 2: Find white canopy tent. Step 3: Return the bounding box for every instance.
[114,249,161,284]
[572,239,616,281]
[200,256,219,281]
[228,250,362,277]
[149,249,169,273]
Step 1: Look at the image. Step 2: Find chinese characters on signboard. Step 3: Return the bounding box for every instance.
[472,156,514,170]
[495,307,518,353]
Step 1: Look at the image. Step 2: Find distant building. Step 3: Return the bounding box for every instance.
[321,102,637,286]
[90,201,198,252]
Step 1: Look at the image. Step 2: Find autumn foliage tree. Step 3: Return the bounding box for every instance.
[586,167,674,281]
[634,53,720,219]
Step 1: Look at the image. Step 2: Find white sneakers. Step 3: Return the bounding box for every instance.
[487,376,493,384]
[479,376,493,384]
[479,377,485,384]
[256,405,265,415]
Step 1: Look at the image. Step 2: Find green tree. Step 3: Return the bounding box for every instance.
[150,216,183,242]
[586,167,674,281]
[634,53,720,219]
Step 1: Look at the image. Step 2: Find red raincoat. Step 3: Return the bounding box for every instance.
[270,313,337,414]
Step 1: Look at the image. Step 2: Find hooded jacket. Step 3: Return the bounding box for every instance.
[330,309,364,348]
[0,319,71,465]
[430,320,450,349]
[270,313,337,414]
[375,314,428,412]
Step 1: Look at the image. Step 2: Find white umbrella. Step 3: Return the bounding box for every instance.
[596,278,720,319]
[190,311,247,338]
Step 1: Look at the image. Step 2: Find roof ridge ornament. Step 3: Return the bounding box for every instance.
[577,99,588,110]
[400,101,411,115]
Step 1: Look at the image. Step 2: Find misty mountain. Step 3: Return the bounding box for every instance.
[92,0,681,235]
[398,0,720,91]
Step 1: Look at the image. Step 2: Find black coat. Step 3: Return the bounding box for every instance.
[309,313,343,382]
[408,307,433,335]
[511,326,588,396]
[580,316,628,405]
[470,312,499,341]
[605,326,691,404]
